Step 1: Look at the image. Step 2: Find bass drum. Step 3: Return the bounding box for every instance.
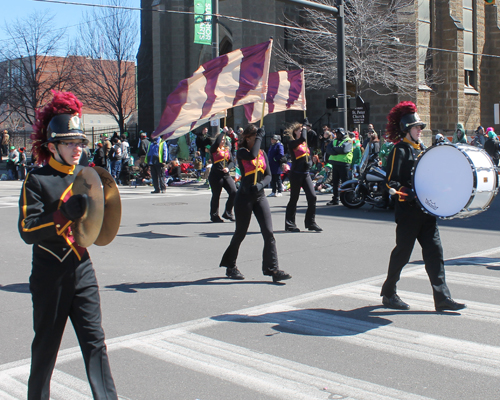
[413,143,498,219]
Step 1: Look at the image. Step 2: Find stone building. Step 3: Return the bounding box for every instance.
[138,0,500,143]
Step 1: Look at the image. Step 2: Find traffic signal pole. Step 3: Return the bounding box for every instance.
[211,0,220,137]
[279,0,347,130]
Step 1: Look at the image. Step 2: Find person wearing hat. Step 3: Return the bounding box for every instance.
[472,126,485,148]
[284,120,322,232]
[137,131,150,163]
[267,134,285,197]
[220,124,291,282]
[452,123,467,144]
[208,131,236,222]
[325,127,353,206]
[483,128,500,166]
[18,91,118,399]
[18,147,27,180]
[380,101,466,312]
[101,133,112,172]
[305,121,318,152]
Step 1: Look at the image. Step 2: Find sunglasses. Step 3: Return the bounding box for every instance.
[58,142,87,149]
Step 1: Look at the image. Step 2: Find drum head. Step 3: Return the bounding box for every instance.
[413,145,473,218]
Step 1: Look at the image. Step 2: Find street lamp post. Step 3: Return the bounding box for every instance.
[211,0,220,137]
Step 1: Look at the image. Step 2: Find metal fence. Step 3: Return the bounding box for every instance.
[5,123,139,158]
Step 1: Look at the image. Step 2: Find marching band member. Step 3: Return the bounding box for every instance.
[220,125,291,282]
[208,132,237,222]
[380,101,466,312]
[18,91,117,399]
[284,120,322,232]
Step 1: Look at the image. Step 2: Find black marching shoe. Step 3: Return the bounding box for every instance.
[151,190,160,194]
[211,216,224,223]
[435,297,467,312]
[225,267,245,280]
[285,226,300,232]
[382,294,410,310]
[265,270,292,283]
[326,199,339,206]
[222,211,235,222]
[306,223,323,232]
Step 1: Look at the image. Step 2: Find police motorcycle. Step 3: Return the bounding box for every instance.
[339,142,390,209]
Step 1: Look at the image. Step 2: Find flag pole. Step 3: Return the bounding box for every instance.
[304,109,309,162]
[255,100,266,185]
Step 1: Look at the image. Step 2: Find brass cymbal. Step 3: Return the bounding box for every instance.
[72,167,105,248]
[93,166,122,246]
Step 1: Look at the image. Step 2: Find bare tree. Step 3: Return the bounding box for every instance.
[277,0,431,97]
[0,11,80,128]
[75,0,138,134]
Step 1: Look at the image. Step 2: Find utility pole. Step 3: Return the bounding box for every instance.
[279,0,347,131]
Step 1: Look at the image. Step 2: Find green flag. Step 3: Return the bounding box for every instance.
[194,0,212,45]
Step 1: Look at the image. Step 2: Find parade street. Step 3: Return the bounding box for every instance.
[1,180,500,400]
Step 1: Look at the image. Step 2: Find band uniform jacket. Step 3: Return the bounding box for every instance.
[19,157,87,262]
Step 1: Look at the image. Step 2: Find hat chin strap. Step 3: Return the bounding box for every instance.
[55,143,71,166]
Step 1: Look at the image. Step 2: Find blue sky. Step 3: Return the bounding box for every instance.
[0,0,140,49]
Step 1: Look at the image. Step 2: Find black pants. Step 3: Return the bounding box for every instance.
[381,202,451,303]
[331,162,350,201]
[220,188,279,273]
[285,172,317,229]
[209,172,236,219]
[271,173,282,193]
[28,249,117,400]
[151,163,166,192]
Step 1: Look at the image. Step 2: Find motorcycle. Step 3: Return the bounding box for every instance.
[339,143,391,209]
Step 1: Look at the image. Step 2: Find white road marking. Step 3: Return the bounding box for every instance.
[2,247,500,399]
[127,331,435,400]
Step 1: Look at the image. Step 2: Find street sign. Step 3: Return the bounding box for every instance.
[349,104,370,125]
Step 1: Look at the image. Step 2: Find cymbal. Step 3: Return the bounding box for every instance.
[93,166,122,246]
[72,167,105,248]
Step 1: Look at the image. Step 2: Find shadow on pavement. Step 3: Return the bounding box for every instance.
[211,306,394,337]
[0,283,30,293]
[105,277,282,293]
[117,231,187,239]
[211,305,460,337]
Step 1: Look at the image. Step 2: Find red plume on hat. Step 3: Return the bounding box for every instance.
[31,91,83,165]
[384,101,418,143]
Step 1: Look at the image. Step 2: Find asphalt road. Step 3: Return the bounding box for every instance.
[1,179,500,400]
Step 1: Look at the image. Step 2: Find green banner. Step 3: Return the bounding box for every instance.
[194,0,212,45]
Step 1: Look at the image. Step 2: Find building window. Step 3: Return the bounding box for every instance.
[463,0,475,88]
[418,0,432,88]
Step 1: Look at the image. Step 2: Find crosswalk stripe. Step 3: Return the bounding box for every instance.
[126,332,435,400]
[0,373,28,399]
[339,284,500,325]
[404,269,500,289]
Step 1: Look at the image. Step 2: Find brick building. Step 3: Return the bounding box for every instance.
[0,55,137,134]
[138,1,500,143]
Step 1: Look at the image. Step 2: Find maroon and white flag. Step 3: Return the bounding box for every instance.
[153,40,273,140]
[244,69,306,123]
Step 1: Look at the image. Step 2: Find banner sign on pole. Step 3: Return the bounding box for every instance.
[194,0,212,45]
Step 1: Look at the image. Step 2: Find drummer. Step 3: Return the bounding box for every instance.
[18,91,118,399]
[380,101,466,312]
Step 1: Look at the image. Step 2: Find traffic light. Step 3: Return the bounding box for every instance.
[485,0,495,5]
[326,97,338,110]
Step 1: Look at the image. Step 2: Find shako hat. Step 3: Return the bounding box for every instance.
[31,91,87,165]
